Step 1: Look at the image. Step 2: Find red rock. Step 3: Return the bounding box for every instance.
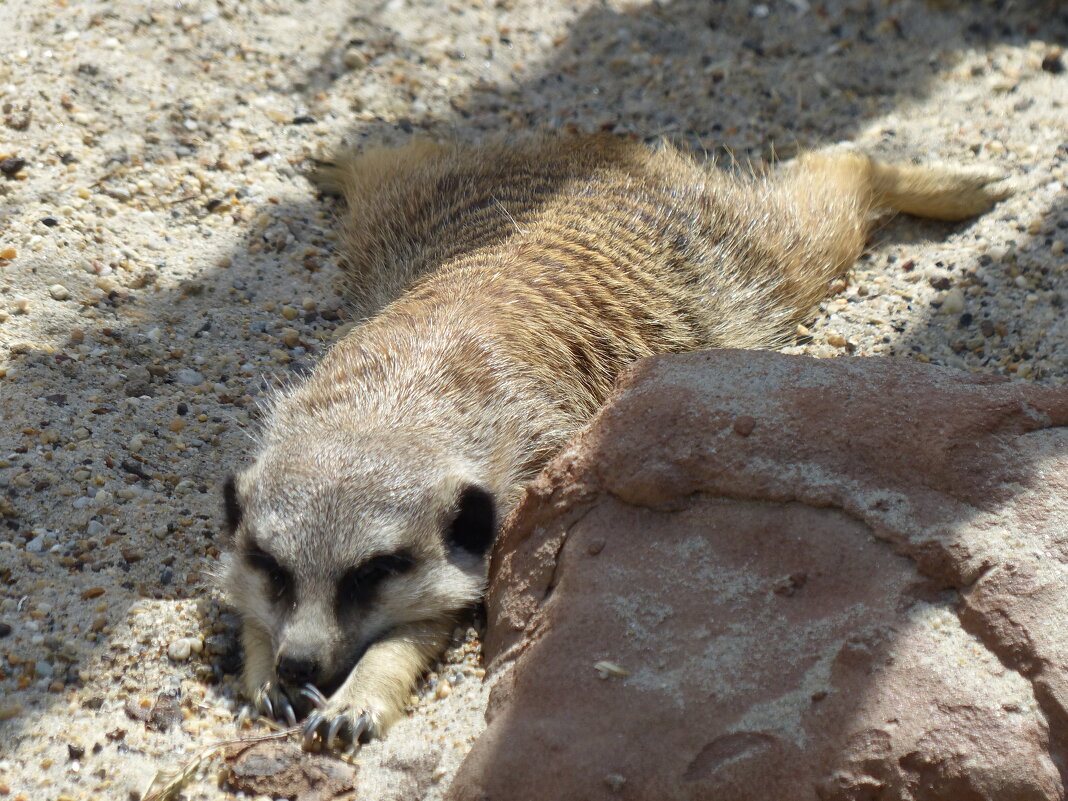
[447,351,1068,801]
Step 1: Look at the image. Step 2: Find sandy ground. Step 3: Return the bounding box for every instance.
[0,0,1066,798]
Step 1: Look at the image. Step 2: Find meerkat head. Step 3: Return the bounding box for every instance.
[219,427,496,700]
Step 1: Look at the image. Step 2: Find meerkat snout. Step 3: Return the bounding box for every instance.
[276,654,321,688]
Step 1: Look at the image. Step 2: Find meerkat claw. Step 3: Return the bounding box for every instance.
[351,712,371,745]
[299,683,327,709]
[279,695,297,727]
[254,684,275,720]
[326,715,352,751]
[302,710,328,752]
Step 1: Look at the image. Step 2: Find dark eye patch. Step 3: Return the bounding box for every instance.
[244,545,293,604]
[337,550,416,608]
[222,475,242,537]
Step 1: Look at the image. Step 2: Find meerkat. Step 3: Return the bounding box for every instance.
[219,134,1009,752]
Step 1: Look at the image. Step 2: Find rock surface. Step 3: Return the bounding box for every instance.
[448,351,1068,801]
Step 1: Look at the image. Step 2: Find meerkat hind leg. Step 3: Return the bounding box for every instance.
[868,160,1012,221]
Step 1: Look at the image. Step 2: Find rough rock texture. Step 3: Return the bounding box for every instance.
[447,351,1068,801]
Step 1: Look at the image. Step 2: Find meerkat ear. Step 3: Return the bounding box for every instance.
[445,484,497,556]
[222,474,243,539]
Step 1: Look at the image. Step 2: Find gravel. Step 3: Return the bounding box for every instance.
[1,0,1066,799]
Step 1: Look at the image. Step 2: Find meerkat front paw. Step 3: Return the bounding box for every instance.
[300,700,384,753]
[252,680,297,727]
[252,680,329,729]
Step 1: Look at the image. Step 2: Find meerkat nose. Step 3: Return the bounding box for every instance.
[276,653,322,688]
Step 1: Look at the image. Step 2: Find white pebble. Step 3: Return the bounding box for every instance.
[942,288,965,314]
[175,368,205,385]
[49,284,70,300]
[168,639,192,661]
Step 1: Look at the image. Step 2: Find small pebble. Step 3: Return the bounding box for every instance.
[280,305,299,320]
[0,157,26,177]
[343,47,368,70]
[167,639,192,661]
[942,288,966,314]
[436,679,452,699]
[175,368,205,385]
[49,284,70,300]
[0,703,22,721]
[1042,51,1065,74]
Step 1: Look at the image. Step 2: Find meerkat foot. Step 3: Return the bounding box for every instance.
[301,708,373,753]
[253,680,298,727]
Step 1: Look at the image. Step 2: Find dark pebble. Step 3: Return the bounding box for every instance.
[0,156,26,177]
[958,312,974,328]
[159,567,174,585]
[1042,53,1065,74]
[176,402,188,416]
[291,115,316,125]
[40,216,59,227]
[68,742,86,760]
[0,621,11,638]
[929,276,952,290]
[123,380,153,398]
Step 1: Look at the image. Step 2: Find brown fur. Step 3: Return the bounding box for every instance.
[223,135,1009,748]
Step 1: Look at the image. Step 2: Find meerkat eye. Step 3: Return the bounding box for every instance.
[338,551,415,608]
[245,547,293,603]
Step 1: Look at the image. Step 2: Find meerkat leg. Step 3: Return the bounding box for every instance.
[311,139,446,204]
[867,159,1013,221]
[301,619,453,752]
[241,620,302,727]
[789,148,1012,222]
